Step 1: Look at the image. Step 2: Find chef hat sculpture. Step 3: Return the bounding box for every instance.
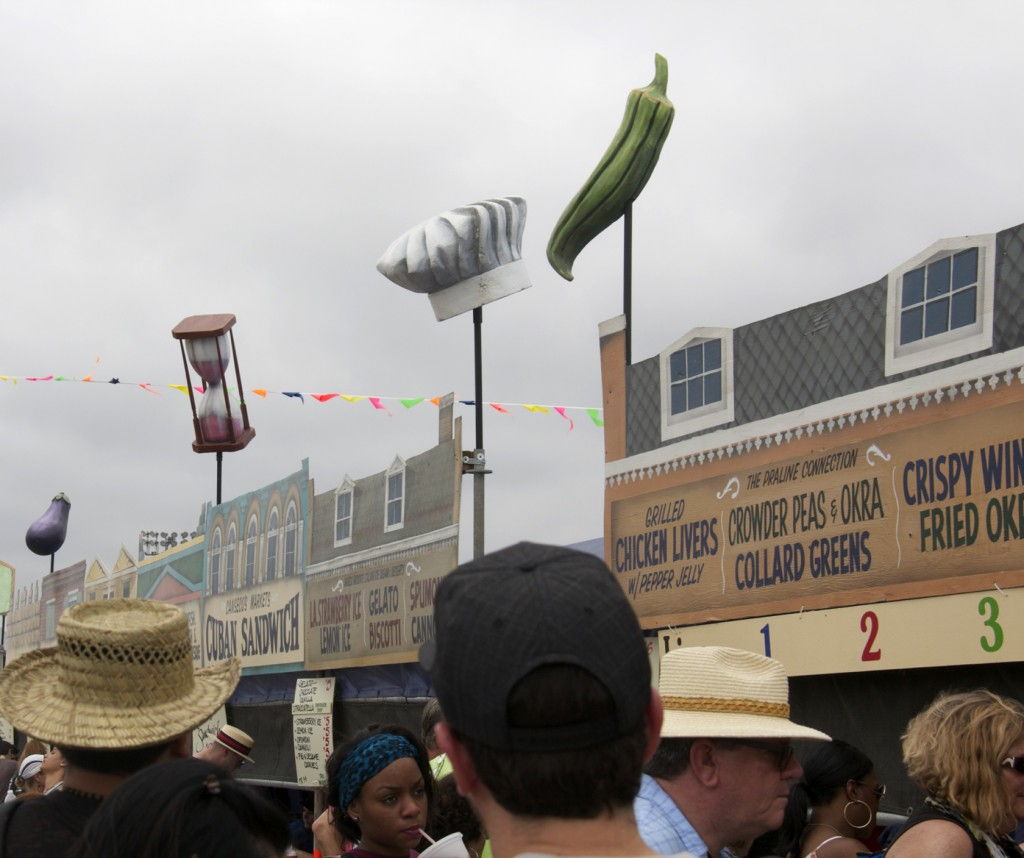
[376,196,530,321]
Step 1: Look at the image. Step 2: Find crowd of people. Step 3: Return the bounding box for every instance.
[1,542,1023,858]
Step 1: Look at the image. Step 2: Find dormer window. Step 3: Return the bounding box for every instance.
[335,476,355,547]
[385,457,405,532]
[660,327,734,442]
[885,233,995,376]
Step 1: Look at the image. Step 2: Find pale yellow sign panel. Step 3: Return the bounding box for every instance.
[204,578,304,669]
[659,587,1022,676]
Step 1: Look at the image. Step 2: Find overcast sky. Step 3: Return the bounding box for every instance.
[3,1,1024,594]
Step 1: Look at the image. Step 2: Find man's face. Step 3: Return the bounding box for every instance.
[713,738,802,843]
[217,744,243,772]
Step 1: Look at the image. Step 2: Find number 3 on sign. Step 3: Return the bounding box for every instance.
[860,611,881,661]
[978,596,1004,653]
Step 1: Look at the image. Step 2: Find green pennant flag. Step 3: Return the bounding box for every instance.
[399,398,424,408]
[586,408,604,427]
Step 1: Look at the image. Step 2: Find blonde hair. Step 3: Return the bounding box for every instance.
[902,689,1024,835]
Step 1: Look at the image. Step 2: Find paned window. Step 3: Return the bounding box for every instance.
[899,248,978,345]
[669,339,723,415]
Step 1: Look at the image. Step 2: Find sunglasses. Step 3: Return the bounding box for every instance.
[1002,756,1024,774]
[718,738,796,771]
[855,780,886,798]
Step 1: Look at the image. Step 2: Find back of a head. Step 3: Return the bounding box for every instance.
[422,542,652,820]
[69,757,288,858]
[902,688,1024,834]
[421,698,444,752]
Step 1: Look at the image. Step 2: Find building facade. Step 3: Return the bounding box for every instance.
[601,221,1024,805]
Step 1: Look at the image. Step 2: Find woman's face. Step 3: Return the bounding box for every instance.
[348,757,428,857]
[1001,734,1024,824]
[850,769,884,824]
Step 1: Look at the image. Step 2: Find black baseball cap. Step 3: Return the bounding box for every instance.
[420,541,651,752]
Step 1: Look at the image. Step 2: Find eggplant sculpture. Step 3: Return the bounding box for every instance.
[25,492,71,556]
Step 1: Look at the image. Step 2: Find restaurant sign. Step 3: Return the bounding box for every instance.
[204,577,304,669]
[611,399,1024,623]
[305,539,457,669]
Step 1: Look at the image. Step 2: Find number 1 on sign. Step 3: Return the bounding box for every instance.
[759,623,771,658]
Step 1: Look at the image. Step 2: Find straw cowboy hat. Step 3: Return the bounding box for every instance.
[0,599,239,749]
[212,725,255,764]
[659,646,829,741]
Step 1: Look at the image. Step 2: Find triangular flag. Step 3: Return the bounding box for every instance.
[369,397,388,412]
[523,404,549,413]
[251,388,268,398]
[554,406,575,431]
[586,408,604,427]
[169,384,188,394]
[341,395,365,403]
[399,397,424,408]
[428,397,441,406]
[282,392,305,404]
[26,376,54,382]
[138,383,161,396]
[312,393,339,403]
[490,403,510,414]
[459,399,475,406]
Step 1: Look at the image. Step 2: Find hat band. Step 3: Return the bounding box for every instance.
[662,695,790,718]
[217,731,251,755]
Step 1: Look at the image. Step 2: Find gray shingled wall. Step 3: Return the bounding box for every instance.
[625,222,1024,457]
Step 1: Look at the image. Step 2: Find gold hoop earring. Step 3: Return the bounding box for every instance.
[843,799,872,830]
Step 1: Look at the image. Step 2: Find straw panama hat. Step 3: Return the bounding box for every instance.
[0,599,239,749]
[659,646,829,741]
[213,725,255,764]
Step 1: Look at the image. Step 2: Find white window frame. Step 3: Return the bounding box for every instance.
[284,503,297,577]
[225,523,236,591]
[334,476,355,547]
[884,232,996,376]
[385,457,406,532]
[660,327,735,442]
[265,509,279,581]
[244,514,258,587]
[210,528,222,595]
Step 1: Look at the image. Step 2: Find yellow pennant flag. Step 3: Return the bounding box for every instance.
[523,404,550,413]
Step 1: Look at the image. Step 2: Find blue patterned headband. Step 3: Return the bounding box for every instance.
[336,733,420,812]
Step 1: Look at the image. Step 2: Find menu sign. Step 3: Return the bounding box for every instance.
[611,399,1024,623]
[292,678,334,786]
[305,540,457,669]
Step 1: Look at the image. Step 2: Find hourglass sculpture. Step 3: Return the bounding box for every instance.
[171,314,255,502]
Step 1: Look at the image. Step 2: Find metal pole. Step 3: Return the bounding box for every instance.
[473,307,485,559]
[216,451,223,506]
[624,203,633,366]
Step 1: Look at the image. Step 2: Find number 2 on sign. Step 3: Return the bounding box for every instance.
[978,596,1004,653]
[860,611,881,661]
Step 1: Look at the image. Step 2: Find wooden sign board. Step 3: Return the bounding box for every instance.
[659,586,1023,676]
[204,578,304,669]
[305,540,457,669]
[611,399,1024,625]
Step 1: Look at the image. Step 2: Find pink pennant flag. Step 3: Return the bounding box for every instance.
[554,407,575,431]
[26,376,54,382]
[369,397,390,414]
[490,403,510,414]
[312,393,339,403]
[138,383,161,396]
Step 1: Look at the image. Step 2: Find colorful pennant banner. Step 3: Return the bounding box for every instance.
[0,373,605,429]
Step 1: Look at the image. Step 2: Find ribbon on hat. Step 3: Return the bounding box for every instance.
[661,696,790,718]
[336,733,419,812]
